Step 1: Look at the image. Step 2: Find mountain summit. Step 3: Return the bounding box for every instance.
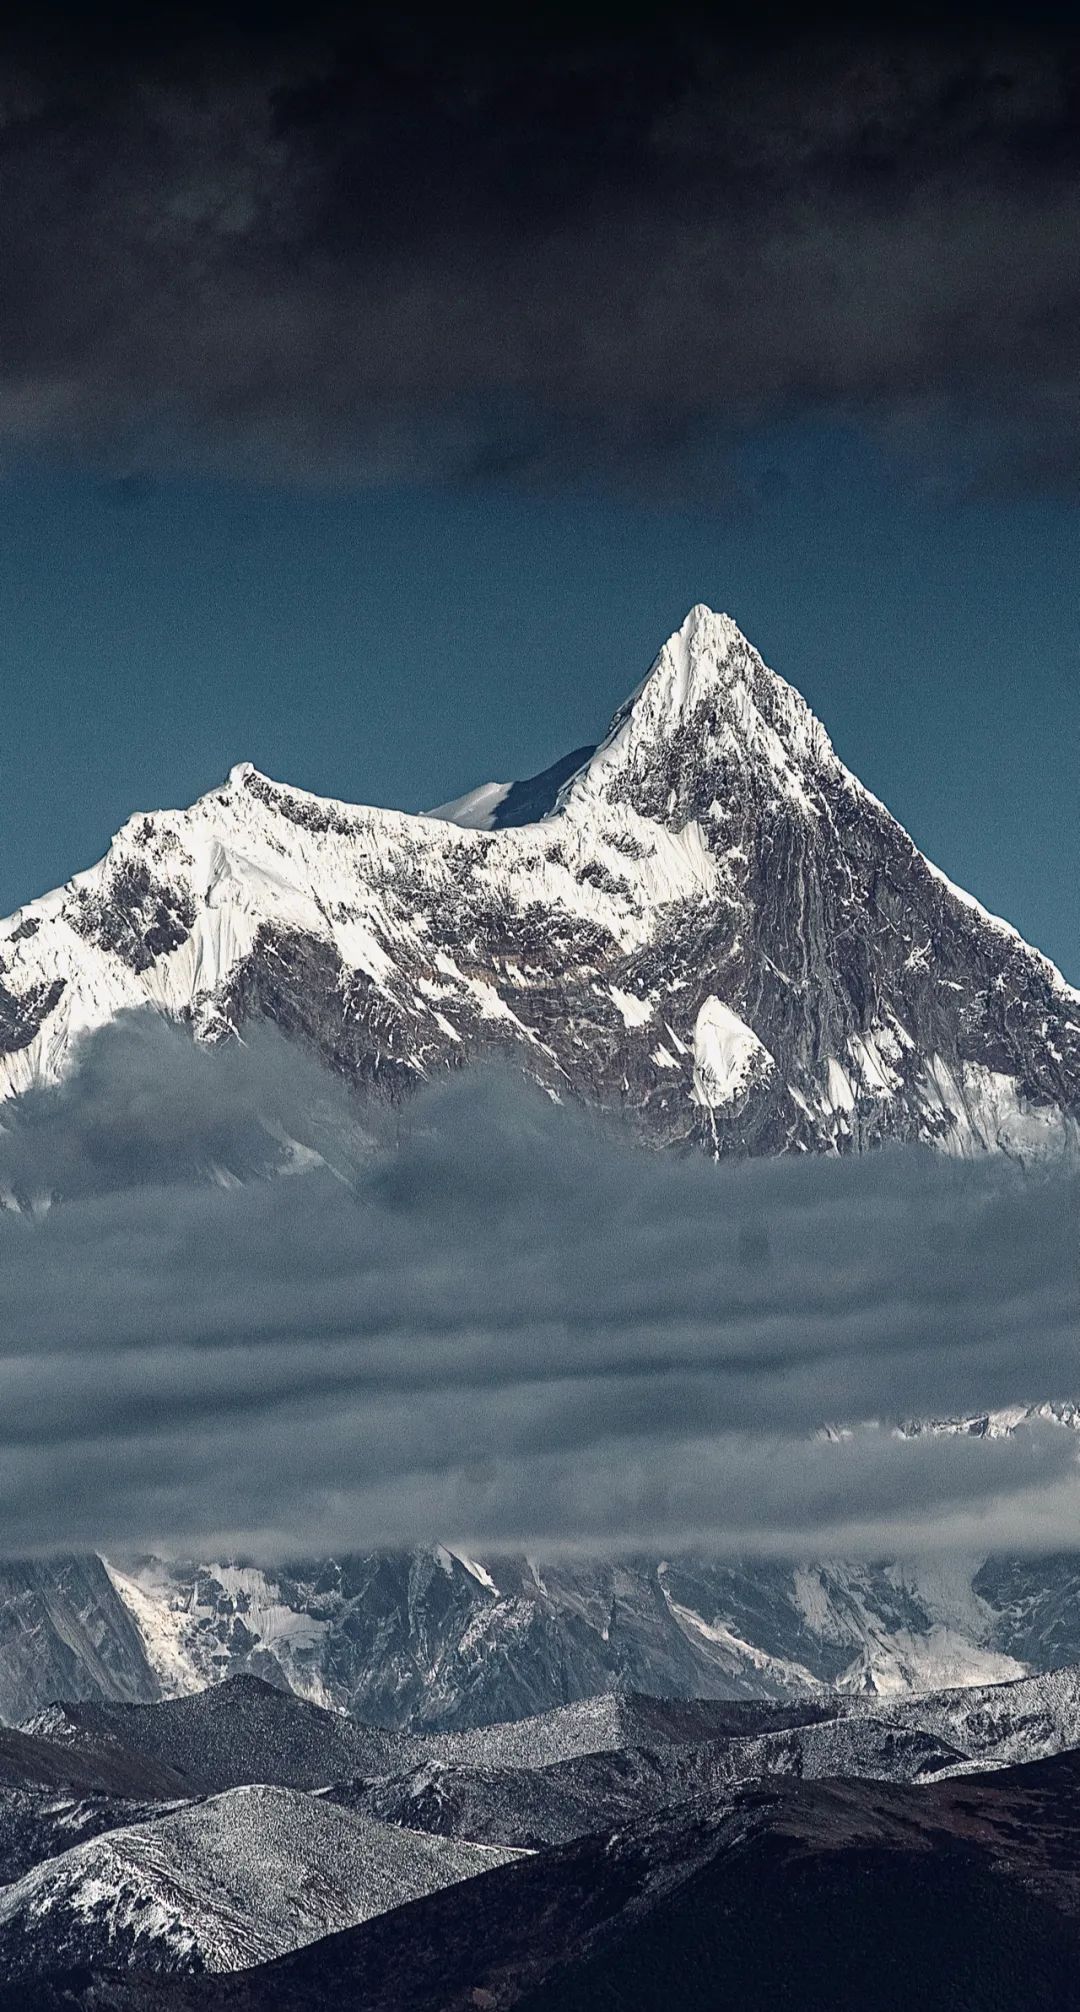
[560,604,835,824]
[1,606,1076,1157]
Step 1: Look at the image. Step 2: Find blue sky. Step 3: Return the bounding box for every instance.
[3,5,1077,983]
[1,426,1076,981]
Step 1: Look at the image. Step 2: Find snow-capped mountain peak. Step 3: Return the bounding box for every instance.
[0,605,1075,1159]
[559,603,835,826]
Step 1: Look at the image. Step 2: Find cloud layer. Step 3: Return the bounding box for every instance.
[0,1014,1076,1558]
[2,6,1080,496]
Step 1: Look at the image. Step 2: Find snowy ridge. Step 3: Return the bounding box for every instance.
[332,1720,968,1851]
[0,1782,512,1979]
[0,604,1075,1161]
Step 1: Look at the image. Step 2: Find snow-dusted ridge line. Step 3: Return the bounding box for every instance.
[0,1780,516,1979]
[841,765,1079,1007]
[0,603,1075,1161]
[641,610,1078,1007]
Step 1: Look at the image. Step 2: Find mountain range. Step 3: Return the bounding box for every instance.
[4,1669,1080,2008]
[0,606,1077,1732]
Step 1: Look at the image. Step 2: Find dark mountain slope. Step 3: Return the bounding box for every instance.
[14,1751,1080,2012]
[23,1677,427,1795]
[0,1727,185,1799]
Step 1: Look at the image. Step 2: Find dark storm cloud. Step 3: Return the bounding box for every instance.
[1,5,1079,495]
[0,1014,1076,1557]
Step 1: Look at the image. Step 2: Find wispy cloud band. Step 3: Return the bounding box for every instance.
[0,1016,1076,1556]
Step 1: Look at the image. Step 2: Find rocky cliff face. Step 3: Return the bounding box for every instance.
[88,1547,1080,1732]
[0,1557,158,1724]
[3,1527,1077,1732]
[1,605,1076,1159]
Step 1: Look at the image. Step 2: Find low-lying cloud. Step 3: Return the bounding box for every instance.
[0,1015,1076,1558]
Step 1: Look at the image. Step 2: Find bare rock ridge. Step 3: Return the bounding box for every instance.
[0,604,1076,1157]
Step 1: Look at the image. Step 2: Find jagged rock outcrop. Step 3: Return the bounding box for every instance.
[8,1539,1080,1735]
[92,1549,1058,1732]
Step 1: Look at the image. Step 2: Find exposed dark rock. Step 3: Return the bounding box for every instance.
[0,973,65,1053]
[69,863,194,974]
